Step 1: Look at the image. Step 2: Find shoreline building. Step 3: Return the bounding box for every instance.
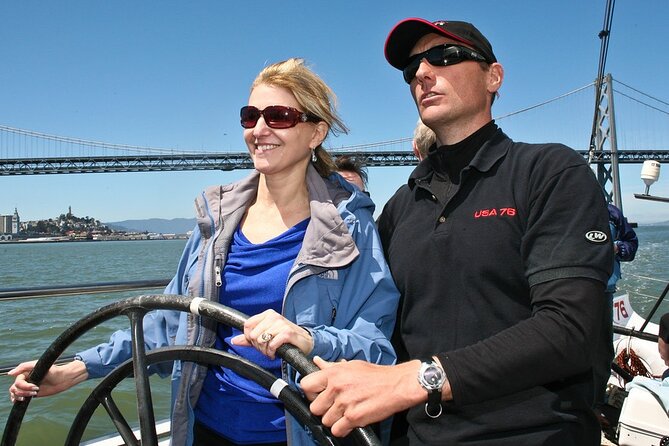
[0,208,20,237]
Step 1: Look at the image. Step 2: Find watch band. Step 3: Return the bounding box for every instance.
[419,357,444,418]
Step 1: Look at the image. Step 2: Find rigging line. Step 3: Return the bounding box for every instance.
[613,89,669,116]
[599,0,615,80]
[588,0,616,153]
[614,78,669,108]
[598,0,615,80]
[494,82,595,120]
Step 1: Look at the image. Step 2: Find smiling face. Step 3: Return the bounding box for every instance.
[409,33,503,144]
[243,84,327,178]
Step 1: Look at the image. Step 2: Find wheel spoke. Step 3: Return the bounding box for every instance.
[128,309,158,446]
[99,393,140,446]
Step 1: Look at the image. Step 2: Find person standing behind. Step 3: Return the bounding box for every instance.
[9,58,399,446]
[302,18,613,445]
[411,119,436,161]
[659,313,669,378]
[606,203,638,297]
[594,203,638,413]
[335,155,369,193]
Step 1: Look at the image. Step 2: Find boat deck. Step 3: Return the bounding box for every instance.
[602,435,616,446]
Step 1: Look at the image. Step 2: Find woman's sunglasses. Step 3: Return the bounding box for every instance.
[240,105,320,129]
[403,44,489,84]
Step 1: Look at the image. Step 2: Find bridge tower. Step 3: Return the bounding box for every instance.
[589,73,623,211]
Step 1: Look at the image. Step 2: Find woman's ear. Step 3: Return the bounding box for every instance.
[310,121,329,149]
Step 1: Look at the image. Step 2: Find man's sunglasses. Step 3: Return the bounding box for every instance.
[240,105,320,129]
[403,44,489,84]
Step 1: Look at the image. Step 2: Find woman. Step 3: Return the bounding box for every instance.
[9,58,399,446]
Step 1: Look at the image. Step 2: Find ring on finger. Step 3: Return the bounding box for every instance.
[260,332,274,343]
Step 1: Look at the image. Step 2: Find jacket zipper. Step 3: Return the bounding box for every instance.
[215,257,222,288]
[186,207,222,412]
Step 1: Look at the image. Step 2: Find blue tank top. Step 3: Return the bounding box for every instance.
[194,218,309,443]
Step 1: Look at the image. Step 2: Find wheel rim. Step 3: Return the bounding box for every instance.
[1,295,380,446]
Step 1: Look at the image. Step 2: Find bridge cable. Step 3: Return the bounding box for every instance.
[613,89,669,117]
[613,79,669,109]
[494,82,594,121]
[0,124,208,155]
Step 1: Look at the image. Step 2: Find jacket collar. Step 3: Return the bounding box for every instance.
[300,164,359,268]
[408,127,511,189]
[197,164,359,269]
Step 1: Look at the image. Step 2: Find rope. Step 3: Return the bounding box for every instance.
[615,347,652,378]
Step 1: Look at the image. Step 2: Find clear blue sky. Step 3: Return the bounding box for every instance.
[1,1,668,223]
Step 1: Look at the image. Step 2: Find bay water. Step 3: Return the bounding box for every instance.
[1,227,669,444]
[0,239,186,445]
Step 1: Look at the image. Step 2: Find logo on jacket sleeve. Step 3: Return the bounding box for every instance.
[585,230,608,243]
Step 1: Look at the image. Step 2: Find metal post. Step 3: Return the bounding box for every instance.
[607,74,622,210]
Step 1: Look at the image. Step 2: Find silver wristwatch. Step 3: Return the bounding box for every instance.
[418,358,445,418]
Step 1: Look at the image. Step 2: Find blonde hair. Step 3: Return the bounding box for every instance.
[413,119,437,160]
[251,58,348,177]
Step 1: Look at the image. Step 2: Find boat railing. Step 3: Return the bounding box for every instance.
[0,278,170,375]
[0,277,663,376]
[0,279,170,301]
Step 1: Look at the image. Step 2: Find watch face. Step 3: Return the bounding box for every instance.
[418,362,445,392]
[424,366,442,385]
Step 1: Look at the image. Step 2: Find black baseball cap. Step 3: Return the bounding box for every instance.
[385,18,497,70]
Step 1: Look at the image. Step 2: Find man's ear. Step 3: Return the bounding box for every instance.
[487,62,504,95]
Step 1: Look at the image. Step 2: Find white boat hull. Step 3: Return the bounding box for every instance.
[81,420,170,446]
[611,294,669,446]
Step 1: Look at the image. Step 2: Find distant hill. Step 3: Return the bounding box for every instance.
[106,218,196,234]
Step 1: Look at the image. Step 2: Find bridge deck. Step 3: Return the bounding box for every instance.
[3,150,669,175]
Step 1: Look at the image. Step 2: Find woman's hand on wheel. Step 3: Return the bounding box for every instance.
[231,309,314,359]
[8,359,89,402]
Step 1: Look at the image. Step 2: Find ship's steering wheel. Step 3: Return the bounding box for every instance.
[1,295,381,446]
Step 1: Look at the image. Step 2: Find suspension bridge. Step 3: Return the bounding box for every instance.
[1,74,669,206]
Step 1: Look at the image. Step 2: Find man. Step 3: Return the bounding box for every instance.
[302,18,613,445]
[335,155,369,192]
[659,314,669,377]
